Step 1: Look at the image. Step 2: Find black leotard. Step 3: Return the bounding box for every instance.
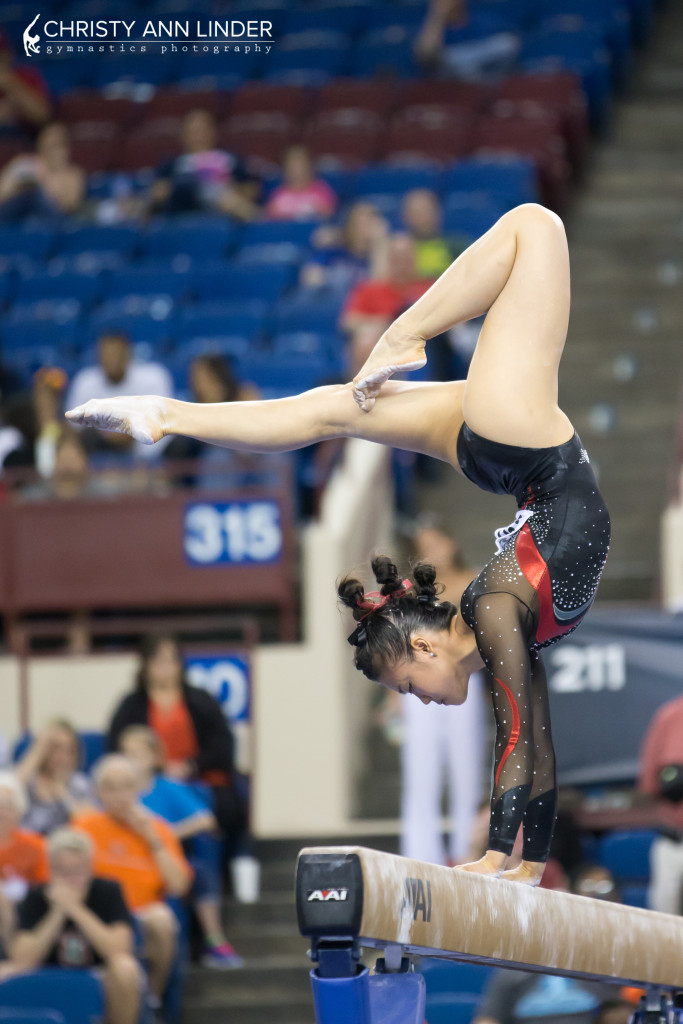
[456,422,610,862]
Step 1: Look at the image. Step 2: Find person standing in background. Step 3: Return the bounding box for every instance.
[399,522,487,866]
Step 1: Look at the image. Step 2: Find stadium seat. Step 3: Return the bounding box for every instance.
[144,88,227,120]
[402,80,492,114]
[234,243,306,267]
[0,319,81,355]
[353,164,441,197]
[229,83,311,119]
[114,133,178,172]
[0,1011,64,1024]
[85,304,176,347]
[103,266,193,302]
[241,221,316,248]
[0,969,104,1024]
[473,116,568,209]
[349,38,419,78]
[598,829,658,881]
[271,287,346,336]
[417,957,494,995]
[235,352,341,396]
[57,92,138,129]
[443,204,506,239]
[316,79,403,118]
[191,262,294,304]
[425,992,483,1024]
[382,121,475,164]
[14,271,104,307]
[264,45,349,79]
[308,126,386,167]
[177,302,268,343]
[442,156,539,205]
[0,226,55,264]
[495,72,589,173]
[272,331,341,358]
[140,218,241,262]
[55,225,140,259]
[283,7,365,35]
[621,884,649,909]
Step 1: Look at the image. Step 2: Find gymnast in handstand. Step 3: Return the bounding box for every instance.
[67,203,610,886]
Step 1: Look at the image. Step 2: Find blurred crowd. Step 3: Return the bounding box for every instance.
[0,633,248,1023]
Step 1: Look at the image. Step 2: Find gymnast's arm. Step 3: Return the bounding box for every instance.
[66,379,466,466]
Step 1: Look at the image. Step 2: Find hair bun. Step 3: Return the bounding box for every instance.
[371,555,404,596]
[337,576,365,620]
[413,561,441,603]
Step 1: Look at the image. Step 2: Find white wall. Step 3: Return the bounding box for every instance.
[0,440,394,836]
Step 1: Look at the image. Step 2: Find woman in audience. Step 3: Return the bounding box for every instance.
[0,122,85,222]
[301,200,389,291]
[106,634,245,867]
[119,726,243,968]
[265,144,337,222]
[15,720,95,836]
[0,772,48,955]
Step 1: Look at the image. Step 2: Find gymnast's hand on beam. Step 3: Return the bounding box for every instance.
[454,850,508,878]
[352,325,427,412]
[500,861,546,887]
[65,396,168,445]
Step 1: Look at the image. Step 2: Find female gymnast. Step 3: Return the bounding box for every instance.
[66,203,611,887]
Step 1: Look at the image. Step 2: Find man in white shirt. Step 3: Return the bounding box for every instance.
[66,332,174,460]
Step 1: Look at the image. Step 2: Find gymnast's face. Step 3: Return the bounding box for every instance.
[379,619,469,707]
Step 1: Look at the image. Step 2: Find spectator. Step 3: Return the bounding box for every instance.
[401,188,468,278]
[2,366,69,482]
[474,965,631,1024]
[66,332,174,462]
[638,693,683,914]
[10,828,142,1024]
[265,144,337,222]
[15,721,95,836]
[107,634,245,867]
[0,772,48,954]
[120,726,243,969]
[73,755,192,1007]
[0,122,85,223]
[0,29,50,137]
[19,428,95,501]
[163,354,265,489]
[415,0,520,81]
[341,232,434,372]
[147,109,259,221]
[301,200,389,291]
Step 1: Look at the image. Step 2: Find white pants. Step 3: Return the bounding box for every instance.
[400,673,486,865]
[649,836,683,914]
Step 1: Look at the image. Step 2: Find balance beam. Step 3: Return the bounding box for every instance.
[296,845,683,991]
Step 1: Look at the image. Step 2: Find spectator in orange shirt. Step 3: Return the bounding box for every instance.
[73,755,192,1005]
[638,694,683,914]
[0,772,48,954]
[341,233,434,373]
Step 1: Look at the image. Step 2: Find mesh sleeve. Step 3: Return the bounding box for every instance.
[471,592,558,862]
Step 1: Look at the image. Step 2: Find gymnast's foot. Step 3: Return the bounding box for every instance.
[454,851,507,878]
[500,862,545,887]
[352,330,426,412]
[65,395,169,445]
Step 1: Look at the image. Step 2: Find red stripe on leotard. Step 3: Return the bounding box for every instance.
[493,676,521,787]
[515,522,577,645]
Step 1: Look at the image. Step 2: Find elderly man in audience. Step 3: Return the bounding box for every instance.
[8,828,142,1024]
[73,755,192,1008]
[0,773,48,957]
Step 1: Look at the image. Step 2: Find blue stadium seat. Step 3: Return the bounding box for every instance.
[235,243,307,267]
[441,157,539,205]
[349,39,418,78]
[417,958,494,996]
[0,318,81,354]
[443,204,507,239]
[0,1012,64,1024]
[598,829,658,881]
[192,263,294,304]
[177,335,254,362]
[103,267,192,302]
[425,992,482,1024]
[141,218,241,263]
[241,221,317,248]
[283,7,364,35]
[354,164,442,197]
[85,304,176,347]
[279,30,351,52]
[14,271,104,307]
[272,331,341,358]
[0,226,55,264]
[271,287,346,336]
[55,225,140,259]
[236,352,340,396]
[0,969,104,1024]
[265,46,349,79]
[621,884,649,909]
[177,302,267,343]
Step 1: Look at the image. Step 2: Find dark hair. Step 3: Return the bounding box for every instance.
[135,633,190,693]
[192,353,240,403]
[337,555,456,681]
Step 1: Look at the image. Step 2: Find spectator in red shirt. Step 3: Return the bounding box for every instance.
[0,772,48,954]
[266,145,337,222]
[341,233,434,372]
[0,30,50,136]
[638,694,683,914]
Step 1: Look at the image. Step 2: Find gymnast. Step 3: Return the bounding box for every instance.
[66,203,610,887]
